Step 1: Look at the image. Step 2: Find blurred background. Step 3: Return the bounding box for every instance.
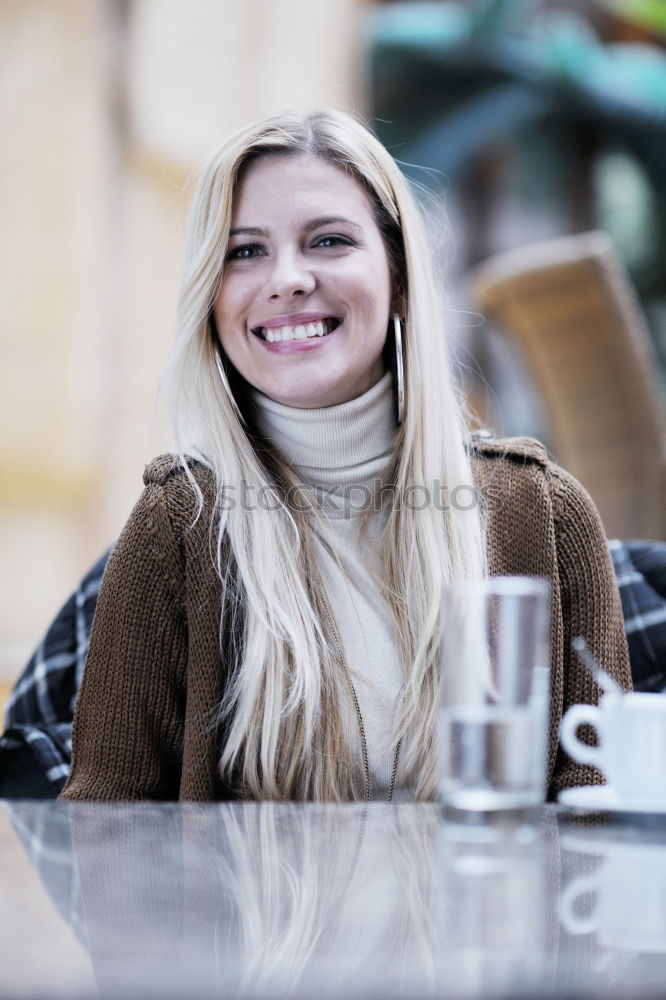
[2,0,665,687]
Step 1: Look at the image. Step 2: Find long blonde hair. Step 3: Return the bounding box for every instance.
[162,109,486,800]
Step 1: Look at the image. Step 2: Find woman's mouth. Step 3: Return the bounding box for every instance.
[252,317,341,343]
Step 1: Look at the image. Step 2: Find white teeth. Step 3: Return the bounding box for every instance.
[262,319,332,343]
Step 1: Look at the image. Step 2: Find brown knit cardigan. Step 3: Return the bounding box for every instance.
[60,437,631,802]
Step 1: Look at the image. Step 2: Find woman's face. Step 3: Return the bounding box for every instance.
[213,154,397,408]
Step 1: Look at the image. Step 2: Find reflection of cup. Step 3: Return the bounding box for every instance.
[560,693,666,801]
[560,840,666,953]
[438,577,550,810]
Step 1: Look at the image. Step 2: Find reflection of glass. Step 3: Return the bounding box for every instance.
[439,577,550,810]
[439,819,554,997]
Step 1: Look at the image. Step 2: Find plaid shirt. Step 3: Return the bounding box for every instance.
[0,550,109,793]
[2,541,665,795]
[608,539,666,692]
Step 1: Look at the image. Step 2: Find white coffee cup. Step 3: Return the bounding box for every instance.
[560,692,666,801]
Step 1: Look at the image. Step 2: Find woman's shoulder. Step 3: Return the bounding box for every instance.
[129,453,218,540]
[470,433,601,526]
[469,432,551,468]
[143,453,215,489]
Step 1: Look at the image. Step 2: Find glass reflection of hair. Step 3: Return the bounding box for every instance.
[210,802,443,996]
[212,803,365,996]
[374,804,441,990]
[162,109,487,802]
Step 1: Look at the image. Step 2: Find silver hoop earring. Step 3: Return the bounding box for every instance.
[393,313,405,425]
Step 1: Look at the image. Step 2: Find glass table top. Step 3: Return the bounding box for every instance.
[2,799,666,999]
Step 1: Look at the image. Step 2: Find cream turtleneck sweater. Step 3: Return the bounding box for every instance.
[251,373,409,798]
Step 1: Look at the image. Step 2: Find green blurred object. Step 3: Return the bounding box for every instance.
[596,0,666,35]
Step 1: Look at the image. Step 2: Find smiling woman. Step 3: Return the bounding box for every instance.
[26,107,631,804]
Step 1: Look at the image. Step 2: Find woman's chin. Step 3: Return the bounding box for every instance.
[259,386,344,409]
[251,361,386,409]
[248,370,337,409]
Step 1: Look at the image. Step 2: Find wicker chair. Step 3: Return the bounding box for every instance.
[470,231,666,540]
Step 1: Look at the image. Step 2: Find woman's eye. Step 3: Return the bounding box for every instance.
[313,234,353,249]
[226,244,264,261]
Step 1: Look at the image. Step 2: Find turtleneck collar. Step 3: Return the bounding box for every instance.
[250,372,398,493]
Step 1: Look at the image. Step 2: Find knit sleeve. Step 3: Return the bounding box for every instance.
[547,465,632,799]
[60,482,188,800]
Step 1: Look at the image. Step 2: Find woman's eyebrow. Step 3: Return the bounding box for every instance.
[304,216,362,232]
[229,226,266,237]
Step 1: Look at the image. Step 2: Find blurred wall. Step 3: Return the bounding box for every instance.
[0,0,369,680]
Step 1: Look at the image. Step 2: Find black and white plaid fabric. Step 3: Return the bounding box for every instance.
[609,539,666,693]
[2,540,665,795]
[0,550,110,793]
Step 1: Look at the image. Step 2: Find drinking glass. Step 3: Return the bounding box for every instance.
[438,576,550,810]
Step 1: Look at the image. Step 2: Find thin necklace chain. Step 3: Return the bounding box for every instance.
[320,592,402,803]
[350,683,402,803]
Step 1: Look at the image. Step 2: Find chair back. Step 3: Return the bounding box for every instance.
[471,231,666,539]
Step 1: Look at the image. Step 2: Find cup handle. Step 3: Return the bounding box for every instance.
[560,704,604,771]
[559,873,599,935]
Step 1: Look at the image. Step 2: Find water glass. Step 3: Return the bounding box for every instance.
[438,576,551,810]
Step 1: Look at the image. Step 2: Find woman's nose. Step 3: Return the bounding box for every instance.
[266,251,316,300]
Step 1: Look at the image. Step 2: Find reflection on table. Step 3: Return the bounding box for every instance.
[2,799,666,999]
